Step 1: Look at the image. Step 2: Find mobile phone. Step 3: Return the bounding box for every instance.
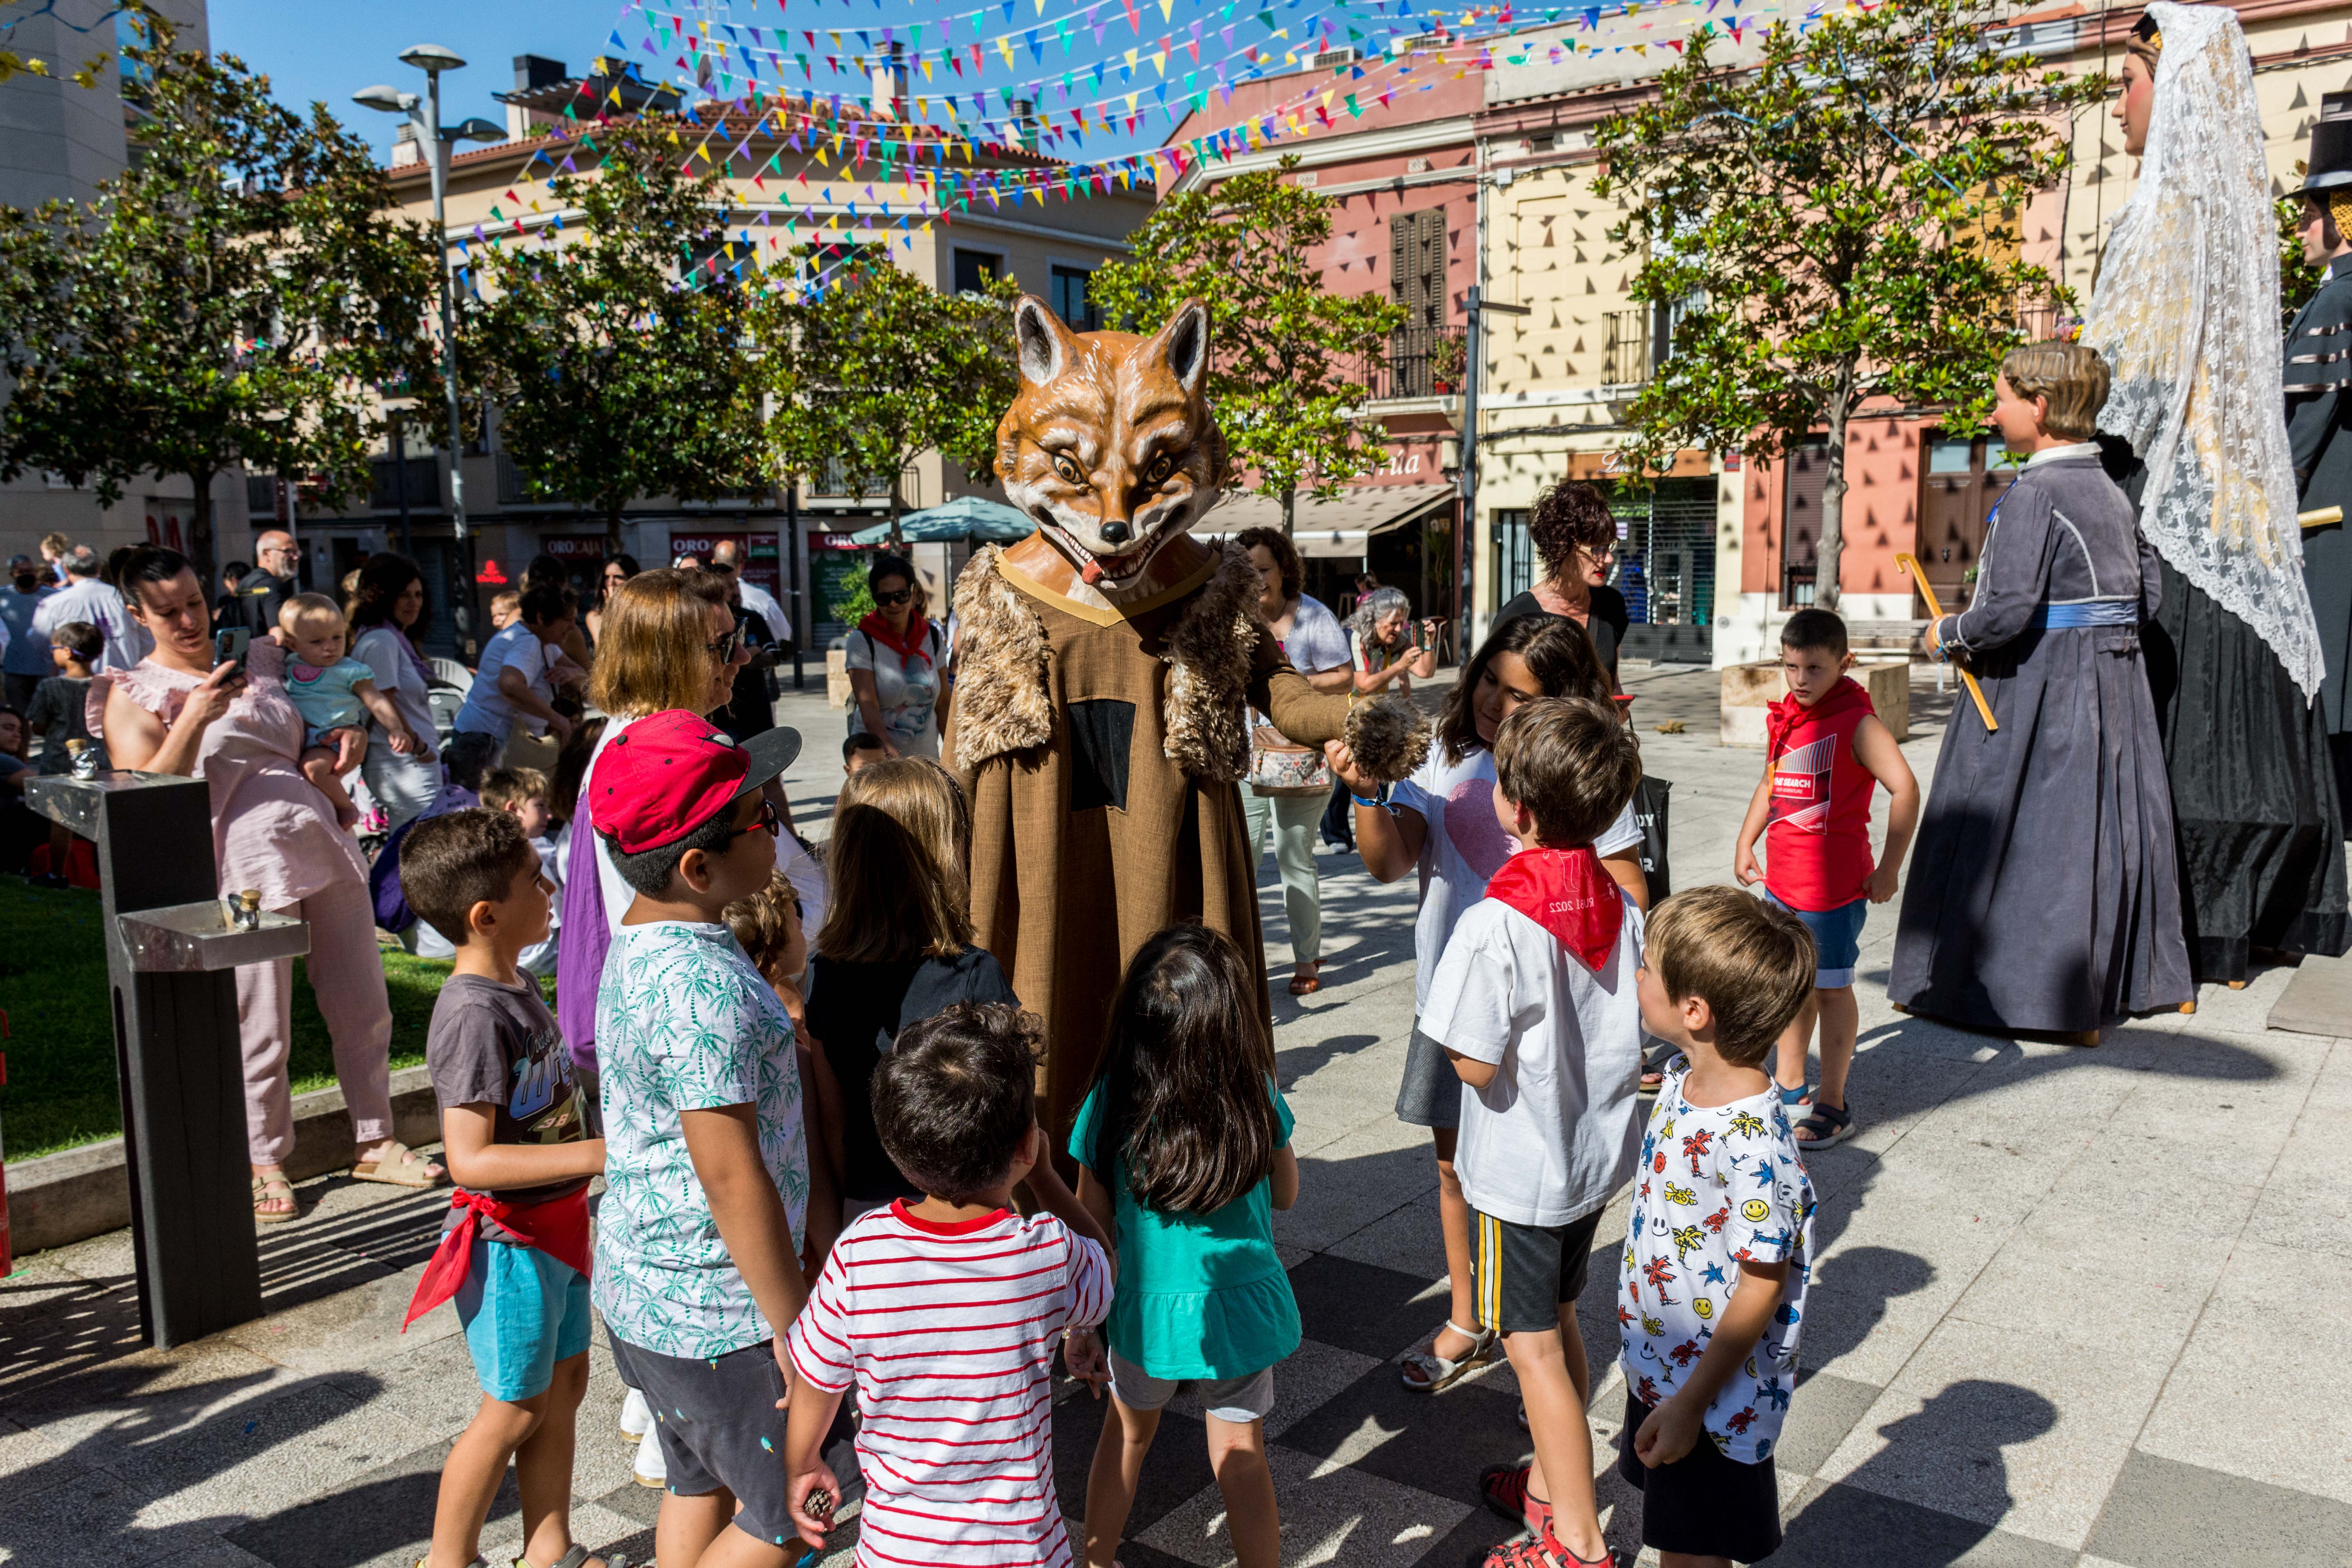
[213,626,250,679]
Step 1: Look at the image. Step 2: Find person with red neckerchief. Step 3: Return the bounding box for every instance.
[844,551,951,760]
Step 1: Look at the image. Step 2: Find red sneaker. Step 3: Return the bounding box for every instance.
[1479,1462,1553,1540]
[1477,1528,1615,1568]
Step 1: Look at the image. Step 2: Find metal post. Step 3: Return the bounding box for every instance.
[392,407,413,555]
[422,72,479,659]
[25,776,308,1349]
[787,481,806,690]
[1461,284,1483,648]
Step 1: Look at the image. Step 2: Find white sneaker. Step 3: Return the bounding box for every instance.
[620,1387,653,1443]
[633,1421,666,1488]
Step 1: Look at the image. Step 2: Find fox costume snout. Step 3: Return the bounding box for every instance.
[995,295,1227,588]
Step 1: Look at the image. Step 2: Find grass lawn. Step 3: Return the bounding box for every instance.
[0,877,548,1163]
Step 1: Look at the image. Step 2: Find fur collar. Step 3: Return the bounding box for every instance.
[951,543,1260,782]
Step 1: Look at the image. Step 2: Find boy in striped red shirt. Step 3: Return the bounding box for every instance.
[783,1002,1114,1568]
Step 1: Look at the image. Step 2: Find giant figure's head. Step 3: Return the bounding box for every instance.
[995,296,1228,589]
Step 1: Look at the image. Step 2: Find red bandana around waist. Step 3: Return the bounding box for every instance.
[401,1184,592,1332]
[1485,845,1624,973]
[856,611,934,670]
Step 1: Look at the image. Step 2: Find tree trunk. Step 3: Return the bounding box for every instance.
[1813,367,1854,615]
[1280,485,1296,537]
[888,477,905,549]
[188,467,219,588]
[606,505,624,565]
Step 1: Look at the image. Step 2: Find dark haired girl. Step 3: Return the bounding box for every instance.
[1327,614,1648,1393]
[1071,922,1299,1568]
[845,550,949,760]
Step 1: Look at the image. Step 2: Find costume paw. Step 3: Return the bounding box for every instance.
[1344,695,1431,783]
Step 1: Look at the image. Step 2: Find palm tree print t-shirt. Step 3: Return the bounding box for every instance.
[593,919,809,1357]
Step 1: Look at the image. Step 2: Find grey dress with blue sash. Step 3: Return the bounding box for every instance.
[1889,447,2194,1031]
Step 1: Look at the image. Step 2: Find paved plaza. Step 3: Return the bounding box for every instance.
[4,665,2349,1567]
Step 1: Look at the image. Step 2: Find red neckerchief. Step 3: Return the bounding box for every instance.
[1765,676,1870,762]
[401,1185,592,1332]
[857,611,934,671]
[1485,845,1623,973]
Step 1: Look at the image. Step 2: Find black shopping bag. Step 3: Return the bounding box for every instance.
[1632,774,1671,906]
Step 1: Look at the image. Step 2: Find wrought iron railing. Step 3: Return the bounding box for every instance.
[1603,309,1650,388]
[1344,323,1468,403]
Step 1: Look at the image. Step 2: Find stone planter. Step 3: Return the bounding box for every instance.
[827,648,852,710]
[1720,659,1910,747]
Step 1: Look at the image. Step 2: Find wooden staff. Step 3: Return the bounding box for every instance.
[1896,552,1998,734]
[2301,505,2342,531]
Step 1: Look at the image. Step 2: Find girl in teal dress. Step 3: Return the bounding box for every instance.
[1069,923,1301,1568]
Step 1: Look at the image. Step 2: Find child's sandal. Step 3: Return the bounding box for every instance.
[1397,1319,1497,1392]
[1795,1101,1855,1149]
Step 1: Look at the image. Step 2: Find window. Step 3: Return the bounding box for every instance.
[953,249,1003,296]
[1780,441,1828,610]
[1492,509,1533,604]
[1389,209,1448,328]
[1051,265,1099,330]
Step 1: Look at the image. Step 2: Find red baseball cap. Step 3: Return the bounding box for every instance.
[590,710,803,855]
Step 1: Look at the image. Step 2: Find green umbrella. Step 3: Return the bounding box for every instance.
[849,495,1034,544]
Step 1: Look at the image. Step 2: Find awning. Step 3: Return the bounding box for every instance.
[1199,483,1454,558]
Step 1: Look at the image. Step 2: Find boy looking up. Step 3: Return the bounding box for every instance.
[1733,609,1919,1149]
[483,767,562,978]
[1425,696,1647,1568]
[1620,887,1817,1568]
[399,808,608,1568]
[590,711,826,1568]
[782,1002,1112,1568]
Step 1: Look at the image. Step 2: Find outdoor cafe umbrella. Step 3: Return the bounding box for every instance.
[849,495,1034,545]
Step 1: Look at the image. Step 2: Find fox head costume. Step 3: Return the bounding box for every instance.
[995,295,1227,592]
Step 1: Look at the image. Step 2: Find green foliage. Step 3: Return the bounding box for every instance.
[755,244,1019,532]
[0,15,442,578]
[472,116,768,546]
[837,561,875,623]
[1087,155,1407,532]
[1593,0,2105,608]
[2281,197,2326,331]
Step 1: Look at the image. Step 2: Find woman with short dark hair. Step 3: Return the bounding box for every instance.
[1496,480,1629,684]
[845,551,950,760]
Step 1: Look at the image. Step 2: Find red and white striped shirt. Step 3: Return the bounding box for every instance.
[786,1200,1113,1568]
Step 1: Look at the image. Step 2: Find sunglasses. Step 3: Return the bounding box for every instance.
[706,628,741,662]
[734,797,780,838]
[873,586,912,606]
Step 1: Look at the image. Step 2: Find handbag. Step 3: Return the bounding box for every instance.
[1247,722,1332,798]
[1631,773,1672,907]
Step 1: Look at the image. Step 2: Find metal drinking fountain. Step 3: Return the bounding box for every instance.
[27,771,309,1348]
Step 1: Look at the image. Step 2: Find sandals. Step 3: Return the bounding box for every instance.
[1399,1319,1497,1392]
[1794,1100,1855,1150]
[1287,960,1324,996]
[1481,1461,1553,1539]
[252,1172,298,1223]
[352,1139,445,1188]
[517,1548,628,1568]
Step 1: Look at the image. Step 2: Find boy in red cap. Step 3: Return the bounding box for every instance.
[586,711,830,1567]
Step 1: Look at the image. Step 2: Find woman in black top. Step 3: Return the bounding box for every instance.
[802,758,1016,1223]
[1494,480,1628,685]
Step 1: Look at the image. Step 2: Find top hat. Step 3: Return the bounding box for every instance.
[2294,93,2352,199]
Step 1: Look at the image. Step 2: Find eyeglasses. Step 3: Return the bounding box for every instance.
[734,797,780,838]
[873,586,912,606]
[706,628,741,662]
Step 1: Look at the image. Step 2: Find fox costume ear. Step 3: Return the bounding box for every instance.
[1013,295,1080,386]
[1143,299,1211,396]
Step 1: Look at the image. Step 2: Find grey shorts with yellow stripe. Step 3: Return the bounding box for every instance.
[1471,1204,1608,1336]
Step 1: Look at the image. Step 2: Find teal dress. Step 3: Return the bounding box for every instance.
[1068,1081,1301,1381]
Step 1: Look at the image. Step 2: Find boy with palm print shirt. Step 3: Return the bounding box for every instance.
[1620,886,1818,1568]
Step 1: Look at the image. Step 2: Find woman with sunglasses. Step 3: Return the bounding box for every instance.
[844,550,950,761]
[583,553,640,647]
[1494,480,1629,688]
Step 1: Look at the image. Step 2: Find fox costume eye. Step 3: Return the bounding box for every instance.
[1144,453,1176,485]
[1049,452,1085,486]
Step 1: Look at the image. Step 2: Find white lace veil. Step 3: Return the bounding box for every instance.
[2080,1,2325,697]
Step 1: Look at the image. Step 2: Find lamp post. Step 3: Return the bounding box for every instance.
[355,51,503,658]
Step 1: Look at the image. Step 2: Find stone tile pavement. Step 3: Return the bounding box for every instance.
[5,665,2350,1567]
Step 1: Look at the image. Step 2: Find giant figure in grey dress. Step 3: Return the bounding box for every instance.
[1889,445,2195,1033]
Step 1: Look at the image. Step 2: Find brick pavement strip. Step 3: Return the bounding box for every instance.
[3,666,2348,1568]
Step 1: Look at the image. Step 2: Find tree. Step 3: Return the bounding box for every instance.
[1593,0,2107,611]
[0,16,442,577]
[1088,155,1407,533]
[754,244,1019,540]
[471,116,766,554]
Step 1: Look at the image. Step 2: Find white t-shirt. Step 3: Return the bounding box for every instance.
[1423,891,1646,1227]
[452,622,551,739]
[1390,746,1642,1018]
[844,621,946,760]
[737,579,791,643]
[351,625,436,744]
[1619,1056,1815,1464]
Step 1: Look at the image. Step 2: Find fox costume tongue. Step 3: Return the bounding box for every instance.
[1485,846,1624,972]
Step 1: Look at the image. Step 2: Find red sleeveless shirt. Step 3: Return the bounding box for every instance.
[1763,677,1877,911]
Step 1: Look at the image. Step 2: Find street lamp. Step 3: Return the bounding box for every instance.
[355,48,504,657]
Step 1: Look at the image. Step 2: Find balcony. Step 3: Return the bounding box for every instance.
[1345,324,1468,406]
[2014,290,2062,343]
[370,456,440,512]
[496,452,564,508]
[1602,309,1650,389]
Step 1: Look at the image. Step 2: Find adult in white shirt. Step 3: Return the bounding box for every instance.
[709,538,792,644]
[345,554,444,828]
[34,546,141,672]
[452,583,574,763]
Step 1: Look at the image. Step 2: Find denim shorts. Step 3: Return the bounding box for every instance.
[1764,892,1867,988]
[454,1236,593,1402]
